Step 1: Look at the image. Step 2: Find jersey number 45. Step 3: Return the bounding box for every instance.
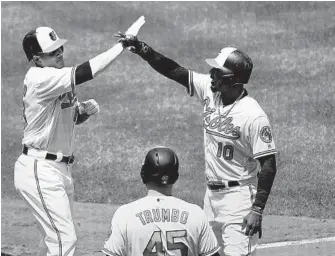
[143,230,188,256]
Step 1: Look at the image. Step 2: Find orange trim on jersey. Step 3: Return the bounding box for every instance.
[101,248,122,256]
[247,236,252,255]
[34,159,63,256]
[206,129,240,140]
[188,70,194,96]
[71,65,77,92]
[253,149,278,159]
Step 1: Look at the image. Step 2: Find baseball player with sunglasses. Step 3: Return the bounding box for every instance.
[14,16,145,256]
[117,35,278,256]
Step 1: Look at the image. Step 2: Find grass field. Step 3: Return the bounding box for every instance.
[1,2,335,219]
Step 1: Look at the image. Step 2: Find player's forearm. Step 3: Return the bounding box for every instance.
[74,44,124,85]
[252,154,277,212]
[137,44,189,88]
[89,43,124,78]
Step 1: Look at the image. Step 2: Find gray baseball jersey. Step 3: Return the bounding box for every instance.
[103,195,220,256]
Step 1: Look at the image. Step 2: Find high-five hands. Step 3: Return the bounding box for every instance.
[114,15,145,51]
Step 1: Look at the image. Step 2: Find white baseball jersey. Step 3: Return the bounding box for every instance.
[22,66,78,156]
[187,71,277,182]
[103,195,220,256]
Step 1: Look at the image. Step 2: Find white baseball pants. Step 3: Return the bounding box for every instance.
[14,154,77,256]
[203,184,259,256]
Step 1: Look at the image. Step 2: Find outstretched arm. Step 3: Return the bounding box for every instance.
[75,16,146,86]
[117,35,189,88]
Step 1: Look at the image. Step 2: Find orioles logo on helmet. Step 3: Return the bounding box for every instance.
[49,31,57,41]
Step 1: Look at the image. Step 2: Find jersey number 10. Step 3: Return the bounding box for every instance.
[143,230,188,256]
[217,142,234,160]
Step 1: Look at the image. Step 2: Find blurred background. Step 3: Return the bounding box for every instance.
[2,1,335,218]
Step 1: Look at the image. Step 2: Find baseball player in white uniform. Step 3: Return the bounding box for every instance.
[116,36,278,256]
[14,17,145,256]
[103,147,221,256]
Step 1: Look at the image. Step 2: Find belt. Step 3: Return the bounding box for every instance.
[23,145,75,164]
[207,181,240,190]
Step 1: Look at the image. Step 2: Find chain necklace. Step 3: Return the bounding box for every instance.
[218,89,245,119]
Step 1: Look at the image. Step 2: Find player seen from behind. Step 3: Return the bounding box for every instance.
[103,146,221,256]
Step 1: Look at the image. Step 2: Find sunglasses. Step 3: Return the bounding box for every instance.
[209,68,234,81]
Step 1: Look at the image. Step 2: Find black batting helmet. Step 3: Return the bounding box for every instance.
[22,27,67,61]
[141,147,179,185]
[206,47,253,85]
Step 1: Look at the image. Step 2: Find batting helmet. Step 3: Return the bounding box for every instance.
[141,147,179,185]
[22,27,67,61]
[205,47,253,85]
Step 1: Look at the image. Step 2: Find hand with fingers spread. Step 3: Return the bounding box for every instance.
[114,15,146,51]
[242,207,263,238]
[114,32,139,51]
[114,33,152,57]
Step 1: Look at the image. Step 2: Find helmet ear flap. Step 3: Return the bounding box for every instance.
[169,171,179,184]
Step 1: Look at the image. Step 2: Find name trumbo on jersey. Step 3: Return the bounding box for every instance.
[135,208,189,225]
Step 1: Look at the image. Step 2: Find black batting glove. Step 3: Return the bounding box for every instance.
[114,32,152,58]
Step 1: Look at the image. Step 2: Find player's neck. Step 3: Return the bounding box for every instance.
[221,86,244,106]
[147,186,173,197]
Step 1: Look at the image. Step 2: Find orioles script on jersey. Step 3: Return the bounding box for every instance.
[136,208,189,225]
[203,97,240,139]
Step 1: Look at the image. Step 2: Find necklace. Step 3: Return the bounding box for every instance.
[218,90,245,119]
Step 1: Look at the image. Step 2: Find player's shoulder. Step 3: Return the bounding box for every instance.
[242,94,268,118]
[114,197,148,215]
[25,66,71,85]
[26,66,56,78]
[191,71,211,84]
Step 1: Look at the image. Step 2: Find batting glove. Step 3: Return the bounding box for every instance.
[79,99,100,116]
[114,33,152,58]
[114,32,138,50]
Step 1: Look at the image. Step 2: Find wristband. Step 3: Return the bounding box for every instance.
[251,205,263,215]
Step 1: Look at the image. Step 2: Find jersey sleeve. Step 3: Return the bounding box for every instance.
[28,66,77,101]
[249,116,278,159]
[198,210,220,256]
[102,208,126,256]
[187,71,211,102]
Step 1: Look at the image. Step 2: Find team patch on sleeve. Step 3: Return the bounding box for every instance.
[260,126,272,143]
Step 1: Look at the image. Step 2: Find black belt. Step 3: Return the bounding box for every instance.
[207,181,240,190]
[23,145,75,164]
